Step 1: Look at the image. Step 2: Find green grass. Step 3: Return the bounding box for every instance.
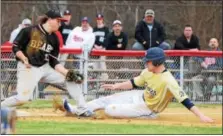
[16,120,222,134]
[18,99,222,109]
[16,100,222,134]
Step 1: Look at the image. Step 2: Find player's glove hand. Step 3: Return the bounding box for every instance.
[65,70,84,84]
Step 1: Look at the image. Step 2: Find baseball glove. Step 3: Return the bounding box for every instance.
[65,70,84,84]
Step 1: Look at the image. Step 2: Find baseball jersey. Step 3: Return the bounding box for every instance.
[59,22,73,44]
[93,26,109,48]
[12,24,60,68]
[134,69,188,113]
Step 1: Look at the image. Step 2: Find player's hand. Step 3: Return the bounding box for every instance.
[23,58,31,68]
[101,84,119,90]
[199,115,214,123]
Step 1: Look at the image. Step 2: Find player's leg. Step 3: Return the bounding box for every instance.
[102,90,156,119]
[42,64,90,115]
[104,103,156,119]
[1,62,42,107]
[65,90,144,115]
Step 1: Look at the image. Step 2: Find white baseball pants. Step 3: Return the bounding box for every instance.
[68,90,156,118]
[1,62,86,109]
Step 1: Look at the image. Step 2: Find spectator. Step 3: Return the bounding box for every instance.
[93,13,109,50]
[106,20,128,79]
[172,25,200,80]
[132,9,170,50]
[92,13,109,79]
[58,10,73,68]
[192,38,222,101]
[59,10,73,45]
[55,31,64,48]
[106,20,128,50]
[9,18,31,43]
[174,24,200,50]
[65,17,95,69]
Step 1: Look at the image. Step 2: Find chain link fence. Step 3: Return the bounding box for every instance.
[1,48,222,104]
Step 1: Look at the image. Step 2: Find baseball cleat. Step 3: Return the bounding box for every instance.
[79,110,95,117]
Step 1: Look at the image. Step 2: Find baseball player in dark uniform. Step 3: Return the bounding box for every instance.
[1,9,93,117]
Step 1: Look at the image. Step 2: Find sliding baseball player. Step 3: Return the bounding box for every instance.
[59,47,213,123]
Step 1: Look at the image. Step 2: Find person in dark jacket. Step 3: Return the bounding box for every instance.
[106,20,128,50]
[106,20,128,79]
[192,38,222,101]
[92,13,109,80]
[174,24,200,50]
[59,10,73,45]
[93,13,110,50]
[132,9,170,50]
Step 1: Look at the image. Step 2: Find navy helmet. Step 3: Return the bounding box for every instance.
[143,47,166,66]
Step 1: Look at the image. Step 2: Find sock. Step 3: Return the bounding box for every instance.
[67,103,77,114]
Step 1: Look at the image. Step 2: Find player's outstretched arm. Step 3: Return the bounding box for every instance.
[189,106,214,123]
[101,80,133,90]
[181,98,214,123]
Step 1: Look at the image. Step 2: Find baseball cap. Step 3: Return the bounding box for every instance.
[22,18,31,25]
[145,9,155,17]
[96,13,104,20]
[63,10,71,16]
[82,17,90,22]
[143,47,165,63]
[112,20,122,26]
[45,9,68,21]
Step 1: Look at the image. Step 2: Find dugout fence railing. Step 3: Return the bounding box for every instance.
[1,44,222,104]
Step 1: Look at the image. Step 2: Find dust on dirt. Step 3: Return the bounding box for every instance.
[17,106,222,127]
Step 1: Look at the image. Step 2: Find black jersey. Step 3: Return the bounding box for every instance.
[59,22,73,44]
[93,26,109,48]
[12,24,60,68]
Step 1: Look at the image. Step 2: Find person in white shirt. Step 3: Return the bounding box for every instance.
[66,16,95,51]
[63,17,95,69]
[9,18,32,43]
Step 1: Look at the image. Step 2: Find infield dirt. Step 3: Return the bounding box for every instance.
[17,106,222,127]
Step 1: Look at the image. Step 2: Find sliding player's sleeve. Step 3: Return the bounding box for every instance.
[133,69,146,88]
[167,80,188,103]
